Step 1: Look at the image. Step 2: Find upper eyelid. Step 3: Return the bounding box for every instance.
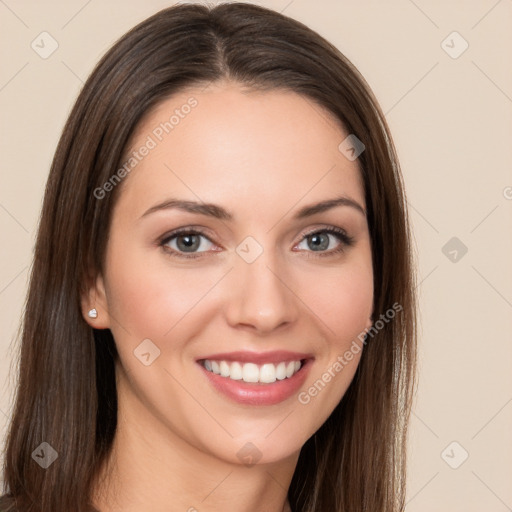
[160,225,350,249]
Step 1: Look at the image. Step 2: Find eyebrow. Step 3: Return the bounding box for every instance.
[140,195,366,221]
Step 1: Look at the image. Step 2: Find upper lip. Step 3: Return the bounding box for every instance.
[197,350,314,365]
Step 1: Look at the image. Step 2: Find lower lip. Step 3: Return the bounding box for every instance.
[198,359,313,406]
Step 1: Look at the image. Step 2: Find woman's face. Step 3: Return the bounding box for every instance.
[86,80,373,465]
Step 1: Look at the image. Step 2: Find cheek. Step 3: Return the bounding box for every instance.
[104,242,223,340]
[297,260,373,343]
[292,263,372,433]
[105,238,373,348]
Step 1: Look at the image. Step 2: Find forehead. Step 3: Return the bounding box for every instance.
[116,81,365,221]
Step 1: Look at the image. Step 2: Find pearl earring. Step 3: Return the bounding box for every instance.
[88,308,98,319]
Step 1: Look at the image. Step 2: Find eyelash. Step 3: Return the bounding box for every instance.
[158,226,355,260]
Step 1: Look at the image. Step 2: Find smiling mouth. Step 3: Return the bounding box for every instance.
[199,359,305,384]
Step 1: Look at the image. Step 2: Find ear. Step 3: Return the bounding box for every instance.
[81,273,111,330]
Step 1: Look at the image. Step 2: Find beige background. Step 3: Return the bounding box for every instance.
[1,0,511,509]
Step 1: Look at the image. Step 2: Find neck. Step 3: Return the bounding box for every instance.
[91,370,298,512]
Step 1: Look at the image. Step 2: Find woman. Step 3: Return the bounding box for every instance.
[0,3,417,511]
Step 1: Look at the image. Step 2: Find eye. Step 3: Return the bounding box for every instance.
[158,226,354,260]
[295,227,354,257]
[160,228,217,259]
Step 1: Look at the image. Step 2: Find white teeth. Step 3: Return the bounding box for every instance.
[242,363,259,383]
[201,359,303,383]
[230,362,243,380]
[219,360,230,377]
[260,363,277,383]
[275,362,287,380]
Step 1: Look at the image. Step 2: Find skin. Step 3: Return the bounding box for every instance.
[83,79,374,512]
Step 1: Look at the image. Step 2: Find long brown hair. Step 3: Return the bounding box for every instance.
[0,3,417,511]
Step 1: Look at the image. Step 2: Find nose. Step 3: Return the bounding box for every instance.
[223,250,298,335]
